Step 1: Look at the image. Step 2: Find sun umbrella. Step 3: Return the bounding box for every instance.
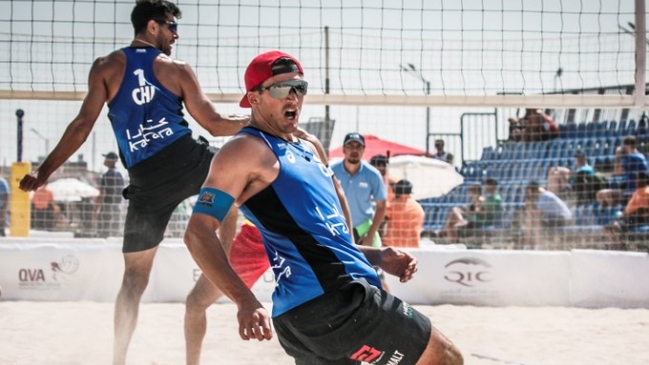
[328,134,427,161]
[387,155,464,200]
[47,178,100,202]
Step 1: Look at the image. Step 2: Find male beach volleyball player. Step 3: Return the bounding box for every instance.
[184,50,463,365]
[19,1,245,364]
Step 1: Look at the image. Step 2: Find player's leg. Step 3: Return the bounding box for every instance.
[113,246,158,365]
[185,207,238,365]
[185,221,269,365]
[185,273,224,365]
[113,189,177,365]
[413,327,463,365]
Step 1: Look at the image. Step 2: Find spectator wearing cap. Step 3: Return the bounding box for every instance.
[331,133,387,247]
[331,133,390,291]
[597,136,649,207]
[432,139,454,165]
[94,151,125,238]
[383,179,425,248]
[524,181,572,248]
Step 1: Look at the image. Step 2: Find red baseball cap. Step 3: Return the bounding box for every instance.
[239,50,304,108]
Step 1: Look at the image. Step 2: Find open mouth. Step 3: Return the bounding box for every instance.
[285,110,297,120]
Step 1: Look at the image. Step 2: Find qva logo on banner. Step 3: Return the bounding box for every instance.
[444,257,492,287]
[18,254,80,290]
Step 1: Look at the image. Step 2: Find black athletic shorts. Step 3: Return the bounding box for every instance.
[273,279,431,365]
[122,134,217,253]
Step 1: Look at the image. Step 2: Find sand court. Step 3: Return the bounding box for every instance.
[1,301,647,365]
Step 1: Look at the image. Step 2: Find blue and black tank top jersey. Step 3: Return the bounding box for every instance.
[237,127,381,317]
[107,47,191,168]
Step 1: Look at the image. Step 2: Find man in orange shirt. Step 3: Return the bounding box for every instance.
[31,184,55,229]
[383,180,425,248]
[605,171,649,248]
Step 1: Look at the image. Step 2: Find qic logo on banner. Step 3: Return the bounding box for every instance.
[444,257,492,287]
[18,254,80,290]
[440,257,499,302]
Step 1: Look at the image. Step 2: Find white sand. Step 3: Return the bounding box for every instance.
[0,301,648,365]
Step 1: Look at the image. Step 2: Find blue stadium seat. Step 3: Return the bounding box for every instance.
[585,122,597,138]
[595,121,609,138]
[607,120,617,134]
[617,120,627,136]
[480,146,495,161]
[576,123,588,139]
[564,123,578,139]
[626,119,637,136]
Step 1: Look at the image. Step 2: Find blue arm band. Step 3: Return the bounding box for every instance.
[192,187,235,222]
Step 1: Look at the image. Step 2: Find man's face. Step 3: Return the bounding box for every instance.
[485,183,496,194]
[435,142,443,151]
[252,72,305,134]
[343,141,364,164]
[154,15,178,56]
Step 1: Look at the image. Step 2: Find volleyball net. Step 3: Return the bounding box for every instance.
[1,0,648,250]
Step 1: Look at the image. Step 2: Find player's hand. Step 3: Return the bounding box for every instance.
[237,298,272,341]
[19,171,47,192]
[378,247,418,283]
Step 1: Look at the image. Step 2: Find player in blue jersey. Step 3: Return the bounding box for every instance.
[18,1,247,364]
[184,50,463,365]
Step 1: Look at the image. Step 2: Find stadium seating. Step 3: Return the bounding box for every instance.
[421,119,647,249]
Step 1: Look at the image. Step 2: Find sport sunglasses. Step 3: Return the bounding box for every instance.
[154,19,178,33]
[256,80,308,99]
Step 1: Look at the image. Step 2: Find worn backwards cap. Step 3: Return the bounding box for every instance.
[239,50,304,108]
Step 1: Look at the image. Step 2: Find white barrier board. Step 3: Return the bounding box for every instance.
[0,239,647,308]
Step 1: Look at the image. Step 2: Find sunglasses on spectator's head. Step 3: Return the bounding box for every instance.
[256,79,308,99]
[155,19,178,34]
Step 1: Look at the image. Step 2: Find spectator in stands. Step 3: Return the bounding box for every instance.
[369,154,396,237]
[383,179,425,248]
[522,109,559,142]
[604,171,649,249]
[547,151,599,204]
[439,183,484,243]
[0,176,9,236]
[507,116,524,142]
[94,152,125,238]
[369,154,396,203]
[596,136,649,207]
[31,183,55,230]
[432,139,454,165]
[524,181,572,248]
[481,178,503,227]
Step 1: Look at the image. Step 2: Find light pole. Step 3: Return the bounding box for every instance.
[30,128,49,157]
[400,63,431,155]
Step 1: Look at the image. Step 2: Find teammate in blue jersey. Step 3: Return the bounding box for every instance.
[18,1,246,364]
[184,50,463,365]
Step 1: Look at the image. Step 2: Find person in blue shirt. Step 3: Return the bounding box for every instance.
[330,133,387,247]
[184,50,463,365]
[524,181,572,248]
[94,152,125,238]
[0,176,9,237]
[597,136,649,207]
[18,1,247,364]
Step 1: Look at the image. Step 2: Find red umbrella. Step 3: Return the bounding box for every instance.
[328,134,427,161]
